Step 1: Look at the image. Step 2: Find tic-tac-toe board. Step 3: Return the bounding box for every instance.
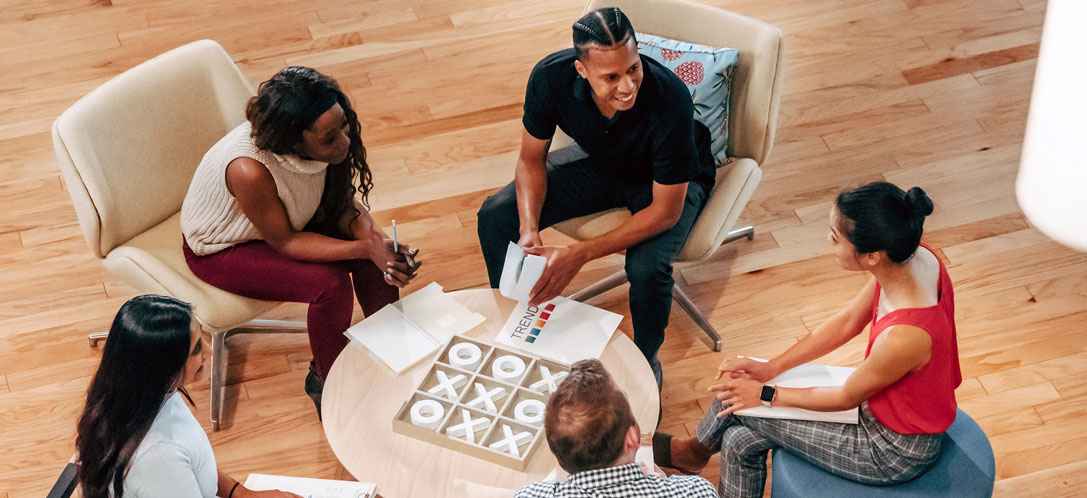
[392,335,571,471]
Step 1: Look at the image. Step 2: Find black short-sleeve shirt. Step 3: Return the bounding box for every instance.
[522,48,716,191]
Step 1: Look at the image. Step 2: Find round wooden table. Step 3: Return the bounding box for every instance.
[323,289,660,497]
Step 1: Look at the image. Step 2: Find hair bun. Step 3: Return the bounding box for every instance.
[904,187,934,218]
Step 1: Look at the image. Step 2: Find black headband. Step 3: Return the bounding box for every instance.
[293,90,340,129]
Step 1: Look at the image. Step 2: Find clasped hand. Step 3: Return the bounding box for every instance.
[709,356,777,417]
[372,239,421,288]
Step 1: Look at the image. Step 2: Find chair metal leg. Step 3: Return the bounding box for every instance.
[88,331,109,347]
[566,225,752,354]
[210,319,306,431]
[722,225,755,245]
[672,283,722,352]
[568,269,629,302]
[210,330,227,432]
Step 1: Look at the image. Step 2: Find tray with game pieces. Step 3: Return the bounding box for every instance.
[391,335,571,471]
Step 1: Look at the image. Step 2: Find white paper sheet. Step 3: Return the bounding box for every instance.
[244,474,376,498]
[494,297,620,364]
[345,282,486,374]
[734,361,859,424]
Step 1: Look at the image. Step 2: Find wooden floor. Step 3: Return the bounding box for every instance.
[2,0,1085,496]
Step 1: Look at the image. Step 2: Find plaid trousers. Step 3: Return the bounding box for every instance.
[695,399,942,498]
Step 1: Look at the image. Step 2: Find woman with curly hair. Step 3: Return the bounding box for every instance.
[180,67,419,417]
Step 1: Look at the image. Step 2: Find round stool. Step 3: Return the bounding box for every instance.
[770,409,994,497]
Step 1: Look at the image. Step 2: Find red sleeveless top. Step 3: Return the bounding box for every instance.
[864,244,962,434]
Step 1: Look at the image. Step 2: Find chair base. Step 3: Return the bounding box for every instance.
[89,319,308,431]
[567,226,755,353]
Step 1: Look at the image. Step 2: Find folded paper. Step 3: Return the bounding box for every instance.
[499,242,547,302]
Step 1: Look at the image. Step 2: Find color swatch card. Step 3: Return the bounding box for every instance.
[734,361,859,424]
[345,282,486,374]
[494,297,620,364]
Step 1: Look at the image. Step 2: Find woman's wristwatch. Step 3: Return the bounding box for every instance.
[760,385,777,407]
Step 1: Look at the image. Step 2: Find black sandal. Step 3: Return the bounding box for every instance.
[652,432,701,475]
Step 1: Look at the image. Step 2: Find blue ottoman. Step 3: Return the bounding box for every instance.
[770,409,995,497]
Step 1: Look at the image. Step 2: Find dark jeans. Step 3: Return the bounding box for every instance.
[476,147,708,388]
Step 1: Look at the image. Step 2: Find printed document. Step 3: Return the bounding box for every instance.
[494,297,620,364]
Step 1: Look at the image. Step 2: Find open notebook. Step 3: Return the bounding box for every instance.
[244,474,376,498]
[345,282,486,374]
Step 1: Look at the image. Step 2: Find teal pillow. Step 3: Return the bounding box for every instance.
[637,33,739,164]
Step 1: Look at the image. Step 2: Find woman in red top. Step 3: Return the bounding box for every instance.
[655,182,961,497]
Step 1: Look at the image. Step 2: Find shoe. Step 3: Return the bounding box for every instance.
[652,433,708,475]
[305,361,324,422]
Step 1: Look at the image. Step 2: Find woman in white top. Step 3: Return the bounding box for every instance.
[180,67,421,417]
[75,295,301,498]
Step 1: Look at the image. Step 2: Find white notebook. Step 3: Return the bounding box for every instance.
[345,282,486,374]
[244,474,376,498]
[734,361,859,424]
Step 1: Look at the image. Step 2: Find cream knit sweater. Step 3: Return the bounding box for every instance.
[181,122,328,255]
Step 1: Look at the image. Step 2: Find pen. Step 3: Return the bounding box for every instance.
[392,219,398,252]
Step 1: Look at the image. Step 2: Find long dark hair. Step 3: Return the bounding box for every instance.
[246,66,373,238]
[836,182,934,264]
[75,295,194,498]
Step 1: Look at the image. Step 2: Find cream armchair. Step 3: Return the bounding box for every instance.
[52,40,306,430]
[552,0,785,351]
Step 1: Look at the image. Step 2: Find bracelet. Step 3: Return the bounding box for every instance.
[229,481,241,498]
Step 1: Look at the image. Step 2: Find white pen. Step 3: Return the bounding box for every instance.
[392,219,398,252]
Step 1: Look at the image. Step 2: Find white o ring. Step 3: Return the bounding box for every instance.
[491,355,526,382]
[514,399,546,425]
[409,399,444,429]
[447,343,483,371]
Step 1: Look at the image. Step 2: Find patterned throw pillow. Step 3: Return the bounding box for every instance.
[637,33,739,164]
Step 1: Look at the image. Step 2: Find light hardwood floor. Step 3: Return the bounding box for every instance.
[2,0,1085,496]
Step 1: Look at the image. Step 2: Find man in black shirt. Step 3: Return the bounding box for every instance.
[477,7,716,387]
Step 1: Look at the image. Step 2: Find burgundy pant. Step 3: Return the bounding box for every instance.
[183,239,398,378]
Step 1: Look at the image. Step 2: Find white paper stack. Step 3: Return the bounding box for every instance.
[345,282,486,374]
[734,361,859,424]
[494,297,620,364]
[244,474,376,498]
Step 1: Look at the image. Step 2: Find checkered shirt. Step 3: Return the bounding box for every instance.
[513,463,716,498]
